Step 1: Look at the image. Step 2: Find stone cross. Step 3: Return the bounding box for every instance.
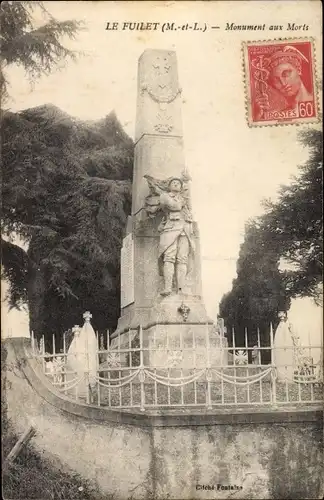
[83,311,92,322]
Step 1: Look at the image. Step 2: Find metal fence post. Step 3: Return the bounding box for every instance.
[84,315,91,405]
[205,324,212,410]
[270,323,277,407]
[62,331,67,395]
[40,335,46,374]
[139,325,145,412]
[232,327,238,404]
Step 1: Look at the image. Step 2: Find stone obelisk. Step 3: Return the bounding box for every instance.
[111,50,220,364]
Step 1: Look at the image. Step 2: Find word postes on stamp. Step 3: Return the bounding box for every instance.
[243,39,318,127]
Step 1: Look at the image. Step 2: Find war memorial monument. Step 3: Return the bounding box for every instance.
[110,49,223,367]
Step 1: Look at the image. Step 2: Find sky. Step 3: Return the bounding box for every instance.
[3,0,322,323]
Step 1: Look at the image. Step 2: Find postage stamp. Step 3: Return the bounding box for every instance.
[243,39,319,127]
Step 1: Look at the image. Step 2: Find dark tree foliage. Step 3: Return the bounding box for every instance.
[220,128,322,354]
[1,2,134,342]
[262,129,323,300]
[2,105,134,342]
[219,221,290,362]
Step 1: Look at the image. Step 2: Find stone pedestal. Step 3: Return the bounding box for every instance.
[111,294,227,371]
[111,320,224,369]
[143,323,224,369]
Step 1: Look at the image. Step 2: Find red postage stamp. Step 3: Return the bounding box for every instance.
[243,39,318,126]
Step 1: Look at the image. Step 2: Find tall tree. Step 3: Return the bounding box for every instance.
[219,128,322,352]
[1,3,135,343]
[219,220,289,360]
[261,129,323,301]
[2,105,133,342]
[1,0,84,312]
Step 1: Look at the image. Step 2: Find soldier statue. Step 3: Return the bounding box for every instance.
[144,171,195,296]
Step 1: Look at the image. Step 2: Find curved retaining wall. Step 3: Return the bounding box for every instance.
[3,338,323,500]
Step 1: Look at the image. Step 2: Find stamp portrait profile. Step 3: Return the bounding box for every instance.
[243,39,319,126]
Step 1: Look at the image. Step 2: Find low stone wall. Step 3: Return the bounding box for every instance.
[3,338,323,500]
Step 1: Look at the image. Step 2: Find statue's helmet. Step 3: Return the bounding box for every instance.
[168,177,183,188]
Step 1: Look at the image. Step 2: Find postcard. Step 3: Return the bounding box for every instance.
[1,1,323,499]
